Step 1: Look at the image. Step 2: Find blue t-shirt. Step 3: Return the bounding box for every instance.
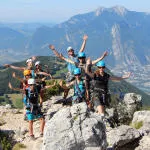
[66,54,79,74]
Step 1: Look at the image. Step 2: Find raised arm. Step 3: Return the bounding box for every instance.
[4,64,25,71]
[59,53,76,65]
[12,72,24,83]
[110,72,131,81]
[49,45,63,60]
[59,80,74,89]
[43,80,57,90]
[85,57,94,78]
[8,82,24,92]
[92,51,108,65]
[79,34,88,52]
[37,71,52,77]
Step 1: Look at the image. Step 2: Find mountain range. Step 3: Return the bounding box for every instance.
[0,6,150,94]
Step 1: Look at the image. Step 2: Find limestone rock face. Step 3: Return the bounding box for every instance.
[42,102,107,150]
[132,111,150,136]
[135,134,150,150]
[106,93,142,126]
[132,111,150,124]
[107,125,140,148]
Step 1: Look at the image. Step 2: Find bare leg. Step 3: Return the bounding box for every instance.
[39,118,45,134]
[97,105,105,115]
[29,120,34,135]
[63,88,70,99]
[40,90,44,106]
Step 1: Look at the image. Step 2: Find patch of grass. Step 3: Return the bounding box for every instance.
[43,79,63,101]
[7,94,23,109]
[140,106,150,111]
[0,130,13,150]
[13,143,26,150]
[130,121,143,129]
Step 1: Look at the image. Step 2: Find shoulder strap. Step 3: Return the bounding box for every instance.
[75,80,82,98]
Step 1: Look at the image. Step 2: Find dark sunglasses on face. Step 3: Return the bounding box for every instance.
[68,50,74,52]
[26,74,32,77]
[78,57,85,59]
[29,84,34,86]
[98,66,105,69]
[75,74,81,76]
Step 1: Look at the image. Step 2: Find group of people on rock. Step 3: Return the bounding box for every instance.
[4,34,131,140]
[4,57,54,140]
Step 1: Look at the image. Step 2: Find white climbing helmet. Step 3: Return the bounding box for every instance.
[28,78,35,85]
[67,46,73,51]
[26,59,32,64]
[35,61,41,66]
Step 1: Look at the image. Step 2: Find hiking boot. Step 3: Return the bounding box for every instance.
[29,135,36,141]
[39,133,43,137]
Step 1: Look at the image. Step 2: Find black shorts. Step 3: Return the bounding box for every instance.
[36,84,42,93]
[93,92,111,107]
[93,93,106,107]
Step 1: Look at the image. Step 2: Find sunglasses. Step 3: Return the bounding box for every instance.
[29,84,34,86]
[78,57,85,59]
[75,74,81,76]
[25,74,32,77]
[68,50,74,52]
[98,66,105,69]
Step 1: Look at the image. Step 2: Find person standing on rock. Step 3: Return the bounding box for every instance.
[25,78,45,140]
[59,68,86,105]
[34,60,53,106]
[85,59,131,116]
[49,34,88,99]
[59,51,108,106]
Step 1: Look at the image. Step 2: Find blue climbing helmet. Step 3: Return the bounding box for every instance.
[96,60,105,67]
[74,68,81,75]
[78,52,86,58]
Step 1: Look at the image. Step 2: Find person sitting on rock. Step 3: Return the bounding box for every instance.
[85,59,131,117]
[59,68,86,105]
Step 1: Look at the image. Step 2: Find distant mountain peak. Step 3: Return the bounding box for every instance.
[95,6,128,17]
[95,7,105,16]
[111,6,128,16]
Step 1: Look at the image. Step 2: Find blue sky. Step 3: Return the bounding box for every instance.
[0,0,150,23]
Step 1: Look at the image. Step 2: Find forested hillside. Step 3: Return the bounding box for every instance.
[0,56,149,105]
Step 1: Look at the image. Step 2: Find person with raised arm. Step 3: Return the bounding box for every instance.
[59,51,108,104]
[49,35,88,99]
[85,58,131,117]
[59,68,86,105]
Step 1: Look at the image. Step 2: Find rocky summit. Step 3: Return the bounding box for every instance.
[0,93,150,150]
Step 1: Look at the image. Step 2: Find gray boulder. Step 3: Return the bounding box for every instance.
[42,102,107,150]
[107,125,140,148]
[123,93,142,118]
[106,93,142,125]
[135,134,150,150]
[132,111,150,136]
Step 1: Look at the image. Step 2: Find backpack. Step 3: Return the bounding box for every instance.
[25,87,40,115]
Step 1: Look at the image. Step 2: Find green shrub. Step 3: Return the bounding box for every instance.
[43,79,63,101]
[13,143,26,150]
[130,121,143,129]
[0,130,12,150]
